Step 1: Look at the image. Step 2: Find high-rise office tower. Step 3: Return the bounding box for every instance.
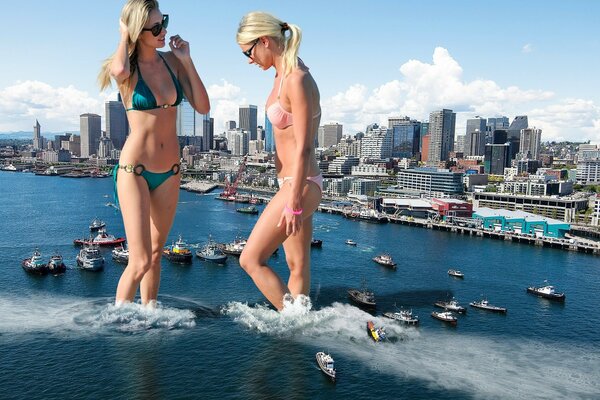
[226,120,237,130]
[455,135,465,154]
[391,118,420,158]
[239,105,258,141]
[507,115,528,157]
[484,143,511,175]
[464,116,486,156]
[105,95,128,150]
[388,117,406,129]
[176,98,212,150]
[32,120,42,150]
[322,123,343,148]
[361,127,392,159]
[264,114,275,152]
[80,113,101,158]
[226,129,249,156]
[519,128,542,160]
[427,109,456,164]
[486,116,509,143]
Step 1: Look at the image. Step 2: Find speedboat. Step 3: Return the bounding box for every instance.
[372,253,397,269]
[310,238,323,248]
[76,244,104,271]
[74,227,126,247]
[527,283,565,302]
[348,281,376,308]
[469,299,507,313]
[196,237,227,264]
[448,269,464,278]
[47,253,66,274]
[111,244,129,265]
[366,321,386,342]
[22,249,48,275]
[431,311,457,325]
[434,298,466,313]
[383,309,419,326]
[345,239,357,246]
[315,352,336,382]
[163,235,193,264]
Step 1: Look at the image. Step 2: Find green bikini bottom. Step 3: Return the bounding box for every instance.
[112,163,180,208]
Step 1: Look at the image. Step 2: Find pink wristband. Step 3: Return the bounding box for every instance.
[285,205,303,215]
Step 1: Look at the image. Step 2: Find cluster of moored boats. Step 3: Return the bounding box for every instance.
[21,250,66,275]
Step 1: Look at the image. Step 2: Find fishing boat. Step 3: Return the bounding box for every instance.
[348,280,376,308]
[111,244,129,265]
[315,352,336,382]
[448,269,464,278]
[196,237,227,264]
[163,236,193,264]
[236,205,259,214]
[372,253,397,269]
[383,308,419,326]
[434,298,467,314]
[526,282,565,302]
[74,227,126,247]
[76,244,104,271]
[366,321,386,342]
[47,253,66,274]
[431,311,458,326]
[469,298,507,313]
[21,249,48,275]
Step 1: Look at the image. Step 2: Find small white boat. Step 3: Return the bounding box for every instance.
[431,311,457,325]
[383,309,419,325]
[527,282,565,302]
[77,244,104,271]
[448,269,464,278]
[345,239,357,246]
[434,298,466,313]
[111,244,129,264]
[22,249,48,275]
[315,352,336,381]
[469,299,507,313]
[196,237,227,264]
[372,253,397,269]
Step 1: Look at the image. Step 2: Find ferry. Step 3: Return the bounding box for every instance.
[383,308,419,326]
[372,253,397,269]
[366,321,386,342]
[74,227,126,247]
[526,283,565,302]
[315,352,336,382]
[431,311,458,326]
[22,249,48,275]
[196,237,227,264]
[469,299,507,313]
[448,269,464,278]
[47,253,66,274]
[434,298,467,313]
[163,236,193,264]
[111,244,129,265]
[76,244,104,271]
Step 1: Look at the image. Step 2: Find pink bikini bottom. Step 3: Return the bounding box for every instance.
[277,174,323,193]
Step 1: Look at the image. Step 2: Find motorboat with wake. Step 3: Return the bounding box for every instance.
[345,239,357,246]
[315,352,336,381]
[366,321,386,342]
[372,253,397,269]
[383,307,419,325]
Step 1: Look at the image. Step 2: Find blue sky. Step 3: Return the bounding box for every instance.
[2,0,599,142]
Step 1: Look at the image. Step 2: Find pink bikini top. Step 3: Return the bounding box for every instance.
[266,64,321,130]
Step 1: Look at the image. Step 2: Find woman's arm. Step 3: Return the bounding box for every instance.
[110,20,131,84]
[169,35,210,114]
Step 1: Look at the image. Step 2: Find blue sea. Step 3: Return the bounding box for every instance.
[1,171,599,400]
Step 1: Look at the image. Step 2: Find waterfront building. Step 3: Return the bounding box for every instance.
[80,113,101,158]
[321,123,343,148]
[361,127,392,159]
[592,195,600,226]
[327,155,360,174]
[33,120,42,150]
[105,96,128,150]
[431,198,473,218]
[473,207,570,238]
[484,143,511,175]
[239,105,258,141]
[350,179,379,196]
[323,177,354,197]
[427,109,456,164]
[519,128,542,160]
[397,168,464,197]
[391,118,420,158]
[351,164,388,177]
[380,198,433,218]
[499,179,573,197]
[473,192,589,223]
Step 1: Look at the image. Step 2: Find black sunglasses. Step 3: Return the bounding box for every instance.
[242,39,259,58]
[143,14,169,37]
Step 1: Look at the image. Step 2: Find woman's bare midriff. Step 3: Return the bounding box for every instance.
[120,107,180,171]
[275,123,321,178]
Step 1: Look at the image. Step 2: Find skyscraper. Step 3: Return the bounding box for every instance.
[264,114,275,152]
[427,109,456,164]
[32,120,41,150]
[226,120,237,130]
[486,116,509,143]
[322,123,343,148]
[80,113,101,158]
[507,115,528,157]
[464,116,486,156]
[361,127,392,159]
[519,128,542,160]
[105,95,128,150]
[176,98,212,150]
[484,143,511,175]
[239,105,258,141]
[391,118,420,158]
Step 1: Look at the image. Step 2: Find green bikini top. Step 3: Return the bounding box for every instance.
[126,53,183,112]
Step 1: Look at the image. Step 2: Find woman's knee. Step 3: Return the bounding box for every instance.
[286,254,308,275]
[239,250,260,274]
[126,256,152,281]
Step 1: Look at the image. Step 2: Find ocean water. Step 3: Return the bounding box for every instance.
[1,171,599,400]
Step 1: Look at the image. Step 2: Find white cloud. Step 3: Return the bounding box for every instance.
[522,43,533,53]
[320,47,599,142]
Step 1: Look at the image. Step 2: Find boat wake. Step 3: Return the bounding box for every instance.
[223,299,600,399]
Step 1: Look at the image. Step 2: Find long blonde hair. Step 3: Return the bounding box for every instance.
[236,11,302,76]
[97,0,159,90]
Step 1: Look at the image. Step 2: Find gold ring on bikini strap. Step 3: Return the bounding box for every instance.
[171,163,181,175]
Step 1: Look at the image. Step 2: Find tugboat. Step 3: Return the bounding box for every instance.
[89,218,106,232]
[74,227,126,247]
[348,280,376,308]
[196,237,227,264]
[163,236,193,264]
[315,352,336,382]
[47,253,66,274]
[220,237,247,256]
[448,269,464,278]
[366,321,386,342]
[372,253,397,269]
[526,282,565,302]
[469,298,507,313]
[344,208,388,223]
[21,249,48,275]
[76,244,104,271]
[310,238,323,248]
[111,244,129,265]
[434,298,467,314]
[431,311,458,326]
[345,239,357,246]
[383,307,419,326]
[236,205,259,214]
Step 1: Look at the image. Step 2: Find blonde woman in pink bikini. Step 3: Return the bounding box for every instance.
[237,12,323,311]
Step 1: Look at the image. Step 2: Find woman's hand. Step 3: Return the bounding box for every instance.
[169,35,191,60]
[277,204,303,236]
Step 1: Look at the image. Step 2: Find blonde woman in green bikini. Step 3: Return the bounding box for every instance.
[98,0,209,307]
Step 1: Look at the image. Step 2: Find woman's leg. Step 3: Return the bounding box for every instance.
[115,169,152,303]
[141,173,181,305]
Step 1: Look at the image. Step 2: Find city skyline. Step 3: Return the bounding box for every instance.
[1,0,599,143]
